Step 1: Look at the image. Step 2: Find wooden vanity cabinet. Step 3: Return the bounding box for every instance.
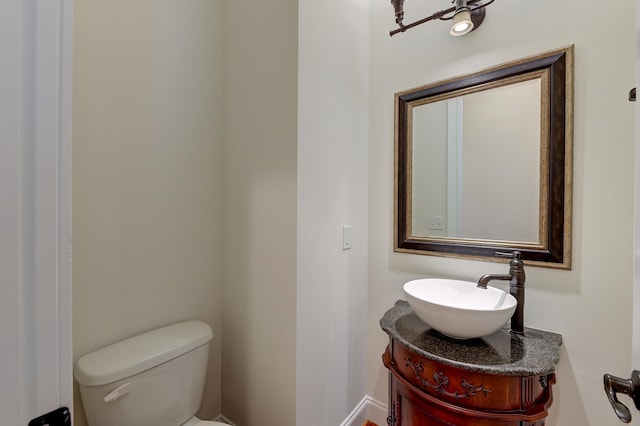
[380,301,562,426]
[383,342,555,425]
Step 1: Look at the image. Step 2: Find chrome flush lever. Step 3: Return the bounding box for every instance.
[604,370,640,423]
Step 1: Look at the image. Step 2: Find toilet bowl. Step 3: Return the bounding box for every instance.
[74,320,226,426]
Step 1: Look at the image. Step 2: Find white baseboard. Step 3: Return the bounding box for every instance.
[213,414,236,425]
[340,395,388,426]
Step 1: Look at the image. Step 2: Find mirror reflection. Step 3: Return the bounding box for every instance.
[411,78,542,242]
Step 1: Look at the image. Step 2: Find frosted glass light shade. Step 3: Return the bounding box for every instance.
[450,9,473,36]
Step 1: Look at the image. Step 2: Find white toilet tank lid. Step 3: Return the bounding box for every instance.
[74,320,213,387]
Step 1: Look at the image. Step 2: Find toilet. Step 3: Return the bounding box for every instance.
[74,320,227,426]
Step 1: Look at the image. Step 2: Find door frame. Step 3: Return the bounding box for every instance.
[633,10,640,426]
[0,0,73,423]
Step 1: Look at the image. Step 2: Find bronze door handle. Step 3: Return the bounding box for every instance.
[604,370,640,423]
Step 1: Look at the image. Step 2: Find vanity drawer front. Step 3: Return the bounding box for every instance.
[389,341,549,412]
[388,367,548,426]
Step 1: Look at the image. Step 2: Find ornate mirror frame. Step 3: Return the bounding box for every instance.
[394,46,573,268]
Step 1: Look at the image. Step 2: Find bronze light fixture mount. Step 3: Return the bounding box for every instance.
[390,0,493,37]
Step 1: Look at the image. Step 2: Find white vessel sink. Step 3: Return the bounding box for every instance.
[403,278,517,339]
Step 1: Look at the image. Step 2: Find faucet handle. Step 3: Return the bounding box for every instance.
[496,251,525,284]
[496,250,521,259]
[496,250,523,264]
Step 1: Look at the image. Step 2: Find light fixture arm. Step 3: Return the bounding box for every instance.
[453,0,470,13]
[389,0,494,37]
[392,0,405,25]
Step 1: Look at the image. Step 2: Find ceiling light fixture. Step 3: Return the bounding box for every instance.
[390,0,493,37]
[450,0,474,36]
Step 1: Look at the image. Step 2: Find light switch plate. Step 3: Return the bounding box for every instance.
[342,225,352,250]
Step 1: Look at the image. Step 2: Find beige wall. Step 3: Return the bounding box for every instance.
[220,0,298,425]
[368,1,635,425]
[297,0,370,423]
[72,1,224,424]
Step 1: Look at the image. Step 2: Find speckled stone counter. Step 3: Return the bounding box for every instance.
[381,300,562,376]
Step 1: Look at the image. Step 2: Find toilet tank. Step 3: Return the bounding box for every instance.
[74,320,213,426]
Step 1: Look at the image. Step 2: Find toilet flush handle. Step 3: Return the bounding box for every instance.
[104,382,132,403]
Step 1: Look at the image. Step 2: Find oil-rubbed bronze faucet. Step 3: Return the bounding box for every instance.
[477,251,525,334]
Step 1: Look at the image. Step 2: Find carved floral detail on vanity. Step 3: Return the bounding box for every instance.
[404,358,492,399]
[381,301,562,425]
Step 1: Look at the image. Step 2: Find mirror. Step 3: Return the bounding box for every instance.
[395,46,573,268]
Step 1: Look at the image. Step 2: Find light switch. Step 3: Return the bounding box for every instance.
[343,225,352,250]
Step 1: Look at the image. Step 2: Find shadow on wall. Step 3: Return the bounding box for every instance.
[548,345,590,424]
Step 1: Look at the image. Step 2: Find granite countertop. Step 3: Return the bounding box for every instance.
[381,300,562,376]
